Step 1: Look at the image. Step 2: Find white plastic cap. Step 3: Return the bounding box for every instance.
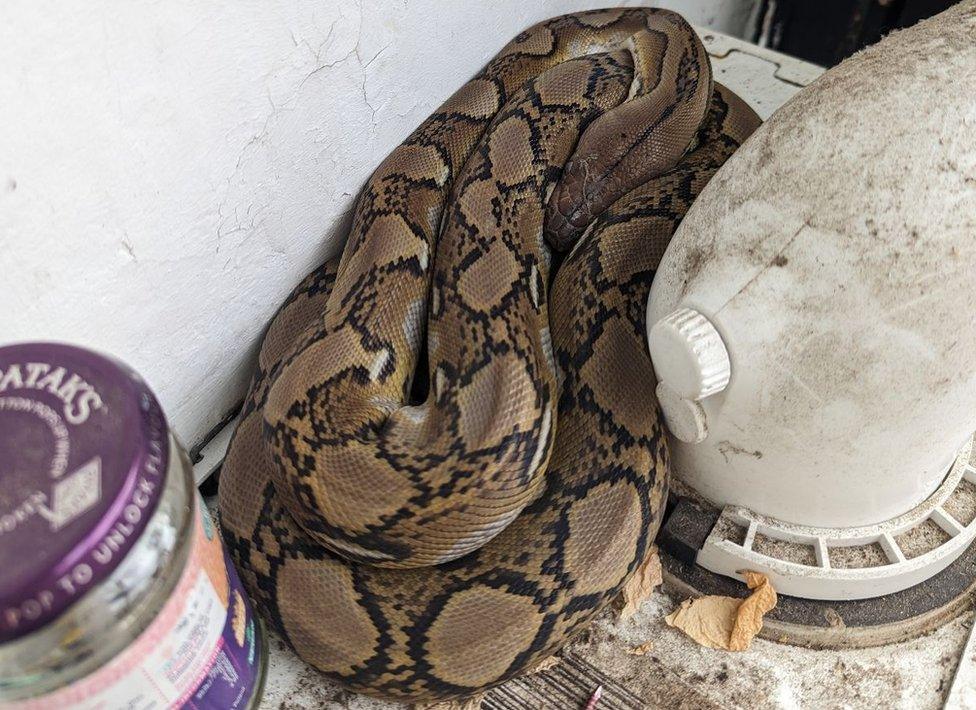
[647,307,731,401]
[655,382,708,443]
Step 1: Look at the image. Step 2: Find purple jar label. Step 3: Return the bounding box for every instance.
[186,540,265,709]
[0,343,169,642]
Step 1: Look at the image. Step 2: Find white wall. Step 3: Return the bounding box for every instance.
[0,0,754,445]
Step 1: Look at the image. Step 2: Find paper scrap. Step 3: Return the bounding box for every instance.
[417,694,485,710]
[626,641,654,656]
[618,545,663,619]
[527,655,560,674]
[664,571,777,651]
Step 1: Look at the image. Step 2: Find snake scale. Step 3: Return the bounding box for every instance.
[219,8,759,703]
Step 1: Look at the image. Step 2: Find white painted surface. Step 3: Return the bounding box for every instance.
[0,0,754,446]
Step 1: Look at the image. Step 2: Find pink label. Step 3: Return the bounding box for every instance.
[8,496,262,710]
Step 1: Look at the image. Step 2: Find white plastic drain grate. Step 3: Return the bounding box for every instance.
[697,435,976,600]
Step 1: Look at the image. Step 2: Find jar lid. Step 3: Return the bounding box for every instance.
[0,343,170,642]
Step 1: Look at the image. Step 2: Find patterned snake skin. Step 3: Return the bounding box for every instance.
[219,8,760,702]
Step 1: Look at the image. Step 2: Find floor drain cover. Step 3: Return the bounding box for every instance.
[659,493,976,648]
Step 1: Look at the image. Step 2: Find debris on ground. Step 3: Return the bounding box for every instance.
[627,641,654,656]
[664,571,777,651]
[416,693,485,710]
[527,655,560,674]
[618,545,664,619]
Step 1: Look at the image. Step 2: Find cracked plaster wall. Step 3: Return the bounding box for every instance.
[0,0,754,444]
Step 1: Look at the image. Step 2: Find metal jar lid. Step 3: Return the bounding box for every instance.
[0,343,170,642]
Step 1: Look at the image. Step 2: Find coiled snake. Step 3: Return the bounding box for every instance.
[219,8,759,703]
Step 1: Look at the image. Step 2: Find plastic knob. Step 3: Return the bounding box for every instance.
[655,382,708,443]
[647,308,730,443]
[647,307,731,401]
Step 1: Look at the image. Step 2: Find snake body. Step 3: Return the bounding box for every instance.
[219,8,759,702]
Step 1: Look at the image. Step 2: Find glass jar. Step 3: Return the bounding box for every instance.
[0,343,266,708]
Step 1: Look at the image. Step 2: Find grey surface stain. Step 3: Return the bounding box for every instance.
[717,440,764,464]
[120,234,138,261]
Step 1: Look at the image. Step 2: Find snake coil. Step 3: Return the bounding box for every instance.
[219,8,760,702]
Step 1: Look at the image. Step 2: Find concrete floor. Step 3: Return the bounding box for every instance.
[259,585,974,709]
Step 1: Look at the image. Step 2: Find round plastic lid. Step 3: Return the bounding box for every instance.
[647,307,731,401]
[0,343,169,642]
